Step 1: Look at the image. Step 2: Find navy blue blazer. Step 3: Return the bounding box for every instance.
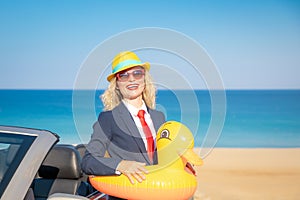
[81,102,165,176]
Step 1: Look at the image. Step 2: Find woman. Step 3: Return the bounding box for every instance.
[81,51,166,189]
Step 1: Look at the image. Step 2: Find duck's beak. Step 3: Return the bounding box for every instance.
[180,149,203,176]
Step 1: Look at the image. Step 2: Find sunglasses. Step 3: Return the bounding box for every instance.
[116,69,145,82]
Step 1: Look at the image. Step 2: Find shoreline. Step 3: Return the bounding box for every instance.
[193,148,300,200]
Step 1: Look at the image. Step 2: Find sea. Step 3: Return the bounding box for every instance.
[0,89,299,148]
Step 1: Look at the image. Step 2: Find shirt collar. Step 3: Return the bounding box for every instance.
[122,100,148,116]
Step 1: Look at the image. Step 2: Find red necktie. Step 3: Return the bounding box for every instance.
[137,110,154,163]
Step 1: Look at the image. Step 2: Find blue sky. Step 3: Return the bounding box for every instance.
[0,0,299,89]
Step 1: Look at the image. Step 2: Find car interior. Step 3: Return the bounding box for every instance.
[30,144,93,199]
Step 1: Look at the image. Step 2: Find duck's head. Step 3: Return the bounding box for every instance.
[156,121,203,175]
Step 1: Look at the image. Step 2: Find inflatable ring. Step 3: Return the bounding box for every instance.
[90,121,203,200]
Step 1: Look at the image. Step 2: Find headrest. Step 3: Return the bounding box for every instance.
[39,145,82,179]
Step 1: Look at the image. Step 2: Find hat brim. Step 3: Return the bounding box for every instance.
[107,62,150,82]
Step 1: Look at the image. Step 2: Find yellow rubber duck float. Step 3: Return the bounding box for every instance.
[89,121,203,200]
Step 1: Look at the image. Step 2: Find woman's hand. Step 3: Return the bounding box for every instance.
[116,160,149,184]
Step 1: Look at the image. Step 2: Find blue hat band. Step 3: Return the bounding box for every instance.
[112,60,142,73]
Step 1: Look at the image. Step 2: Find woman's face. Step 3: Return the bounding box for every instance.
[116,66,145,101]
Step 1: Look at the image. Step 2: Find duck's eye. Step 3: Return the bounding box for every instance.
[160,129,171,140]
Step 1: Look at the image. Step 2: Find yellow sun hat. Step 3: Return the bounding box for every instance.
[107,51,150,81]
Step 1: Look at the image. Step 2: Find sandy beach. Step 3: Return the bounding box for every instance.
[193,148,300,200]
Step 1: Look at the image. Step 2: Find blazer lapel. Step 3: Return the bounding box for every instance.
[148,109,161,131]
[113,102,150,163]
[146,108,160,164]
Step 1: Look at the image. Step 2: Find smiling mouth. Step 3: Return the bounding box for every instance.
[185,162,197,176]
[126,84,139,90]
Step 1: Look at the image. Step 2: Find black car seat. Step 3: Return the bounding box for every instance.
[31,144,91,200]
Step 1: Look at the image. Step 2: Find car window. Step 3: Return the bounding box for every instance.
[0,132,36,198]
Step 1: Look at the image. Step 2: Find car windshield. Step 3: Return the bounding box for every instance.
[0,132,36,197]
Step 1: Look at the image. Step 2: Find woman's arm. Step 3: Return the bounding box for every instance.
[81,112,122,175]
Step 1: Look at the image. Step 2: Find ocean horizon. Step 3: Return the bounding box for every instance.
[0,89,299,148]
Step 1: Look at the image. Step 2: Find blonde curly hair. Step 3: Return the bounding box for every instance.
[101,70,157,111]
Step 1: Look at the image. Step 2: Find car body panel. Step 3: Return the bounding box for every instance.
[0,126,59,200]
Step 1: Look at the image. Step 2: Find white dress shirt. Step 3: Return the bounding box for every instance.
[122,100,156,150]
